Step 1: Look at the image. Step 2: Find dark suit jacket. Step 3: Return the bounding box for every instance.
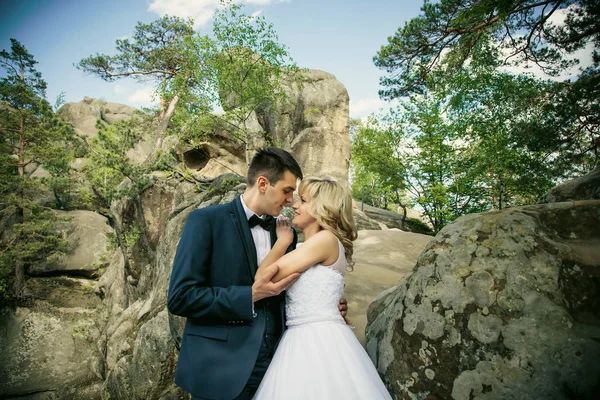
[167,196,297,400]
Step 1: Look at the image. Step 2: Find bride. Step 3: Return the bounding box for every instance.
[253,177,392,400]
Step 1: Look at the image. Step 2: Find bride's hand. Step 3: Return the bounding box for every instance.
[276,216,293,245]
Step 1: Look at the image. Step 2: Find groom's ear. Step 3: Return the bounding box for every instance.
[256,175,269,194]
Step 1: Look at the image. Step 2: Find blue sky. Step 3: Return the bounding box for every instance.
[0,0,425,118]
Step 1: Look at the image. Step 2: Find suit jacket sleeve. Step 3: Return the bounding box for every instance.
[167,209,253,322]
[288,228,298,253]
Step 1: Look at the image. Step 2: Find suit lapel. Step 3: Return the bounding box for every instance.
[230,196,258,277]
[269,221,277,248]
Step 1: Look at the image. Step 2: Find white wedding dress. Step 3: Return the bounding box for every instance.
[253,241,392,400]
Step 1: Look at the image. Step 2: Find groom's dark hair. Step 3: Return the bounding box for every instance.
[247,147,303,186]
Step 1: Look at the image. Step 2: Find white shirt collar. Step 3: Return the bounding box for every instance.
[240,195,258,220]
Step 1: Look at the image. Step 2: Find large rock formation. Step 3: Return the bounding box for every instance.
[541,166,600,203]
[57,96,138,138]
[28,210,114,278]
[283,70,350,181]
[0,211,115,398]
[366,198,600,399]
[60,69,351,182]
[0,277,105,399]
[188,69,350,181]
[3,168,432,399]
[57,97,155,165]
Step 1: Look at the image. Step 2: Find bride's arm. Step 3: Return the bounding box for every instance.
[267,230,339,283]
[254,218,294,282]
[260,218,294,267]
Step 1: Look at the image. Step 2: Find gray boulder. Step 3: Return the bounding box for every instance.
[541,166,600,203]
[57,97,138,138]
[366,200,600,399]
[28,210,114,278]
[57,97,155,165]
[0,277,105,399]
[353,207,383,230]
[355,201,407,230]
[187,69,351,182]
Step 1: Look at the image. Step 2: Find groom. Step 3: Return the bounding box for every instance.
[167,147,348,400]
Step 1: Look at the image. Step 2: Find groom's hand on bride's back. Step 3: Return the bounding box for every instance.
[339,297,352,325]
[252,264,299,303]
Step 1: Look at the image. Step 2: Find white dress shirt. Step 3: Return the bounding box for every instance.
[240,196,272,266]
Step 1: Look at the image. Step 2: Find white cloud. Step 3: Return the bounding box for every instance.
[349,97,399,119]
[251,10,263,18]
[148,0,283,28]
[128,87,157,107]
[148,0,220,28]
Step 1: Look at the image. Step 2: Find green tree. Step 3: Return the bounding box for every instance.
[0,39,71,298]
[374,0,599,167]
[78,2,301,166]
[352,96,491,233]
[209,3,301,162]
[445,69,560,207]
[375,0,598,97]
[403,96,489,232]
[77,15,198,163]
[351,117,410,222]
[81,115,157,275]
[76,2,300,273]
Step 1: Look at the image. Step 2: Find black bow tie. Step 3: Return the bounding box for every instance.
[248,214,274,230]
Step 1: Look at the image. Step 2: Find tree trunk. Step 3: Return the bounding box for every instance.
[158,79,167,120]
[395,190,407,231]
[499,177,506,210]
[145,93,180,166]
[13,206,25,298]
[14,258,25,298]
[14,113,26,298]
[94,186,132,278]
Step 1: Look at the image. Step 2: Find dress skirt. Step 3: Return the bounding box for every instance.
[253,317,392,400]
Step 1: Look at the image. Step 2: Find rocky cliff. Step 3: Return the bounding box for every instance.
[366,169,600,399]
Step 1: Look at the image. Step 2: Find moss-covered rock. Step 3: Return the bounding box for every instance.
[366,200,600,400]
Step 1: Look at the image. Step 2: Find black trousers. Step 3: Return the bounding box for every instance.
[193,334,279,400]
[195,304,282,400]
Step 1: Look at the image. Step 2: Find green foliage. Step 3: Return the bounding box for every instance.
[82,115,154,210]
[76,15,196,91]
[351,116,408,211]
[374,0,599,168]
[352,96,488,233]
[172,2,303,163]
[352,67,581,232]
[442,68,579,206]
[404,217,434,236]
[374,0,598,98]
[0,39,74,298]
[121,224,141,251]
[210,3,301,143]
[0,199,70,300]
[79,2,302,165]
[153,148,180,172]
[201,174,245,198]
[357,0,598,235]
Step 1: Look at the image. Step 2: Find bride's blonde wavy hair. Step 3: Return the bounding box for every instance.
[298,176,358,269]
